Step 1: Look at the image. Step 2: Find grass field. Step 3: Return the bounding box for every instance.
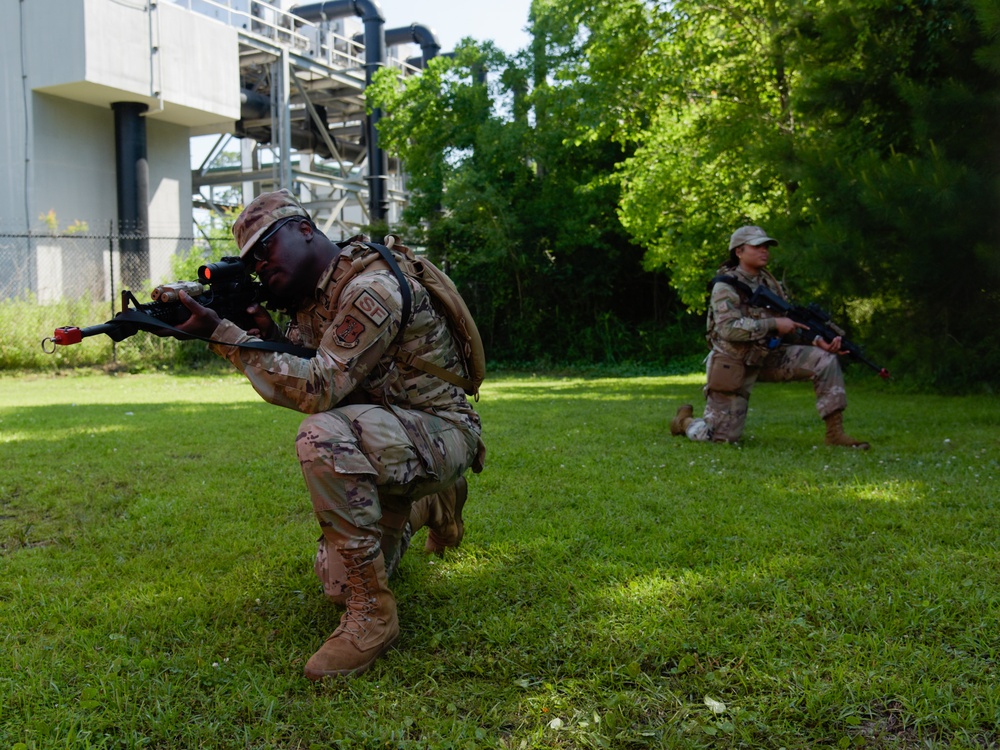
[1,370,998,749]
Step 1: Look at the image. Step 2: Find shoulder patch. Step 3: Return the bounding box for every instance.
[354,289,390,326]
[333,315,366,347]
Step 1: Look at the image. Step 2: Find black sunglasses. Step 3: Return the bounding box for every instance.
[251,216,307,262]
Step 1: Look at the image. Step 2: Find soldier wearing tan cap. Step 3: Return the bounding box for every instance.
[166,189,485,679]
[670,225,869,448]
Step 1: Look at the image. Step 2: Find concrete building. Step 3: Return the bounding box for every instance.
[1,0,434,300]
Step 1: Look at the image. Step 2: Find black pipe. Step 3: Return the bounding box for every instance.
[290,0,388,220]
[240,88,271,120]
[112,102,150,288]
[360,3,389,221]
[290,1,364,24]
[373,24,440,68]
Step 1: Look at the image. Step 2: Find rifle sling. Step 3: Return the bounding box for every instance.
[707,274,756,299]
[113,309,318,358]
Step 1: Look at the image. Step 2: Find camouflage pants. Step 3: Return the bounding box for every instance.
[296,404,480,598]
[686,345,848,443]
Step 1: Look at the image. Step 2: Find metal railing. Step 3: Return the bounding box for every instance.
[167,0,419,75]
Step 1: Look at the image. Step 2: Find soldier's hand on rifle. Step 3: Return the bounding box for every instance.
[774,317,808,336]
[245,303,278,340]
[174,290,223,338]
[814,335,845,354]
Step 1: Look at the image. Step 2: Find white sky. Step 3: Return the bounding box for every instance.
[375,0,533,55]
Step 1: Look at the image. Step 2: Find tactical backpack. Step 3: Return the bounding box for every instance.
[337,236,486,399]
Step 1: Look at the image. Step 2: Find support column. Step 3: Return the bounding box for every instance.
[272,48,294,190]
[112,102,150,288]
[362,9,388,222]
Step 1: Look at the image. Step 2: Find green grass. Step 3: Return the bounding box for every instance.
[1,370,998,749]
[1,297,214,371]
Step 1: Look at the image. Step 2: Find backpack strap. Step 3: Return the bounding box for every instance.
[392,347,476,393]
[707,274,755,299]
[363,242,412,343]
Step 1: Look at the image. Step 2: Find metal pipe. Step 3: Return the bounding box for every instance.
[112,101,150,288]
[379,24,440,67]
[290,0,388,221]
[401,23,441,65]
[240,88,271,120]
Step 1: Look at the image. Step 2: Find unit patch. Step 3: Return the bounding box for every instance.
[333,315,366,347]
[355,289,390,326]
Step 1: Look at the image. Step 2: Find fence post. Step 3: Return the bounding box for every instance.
[109,221,117,365]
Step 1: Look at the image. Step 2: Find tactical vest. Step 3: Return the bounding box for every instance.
[330,237,486,399]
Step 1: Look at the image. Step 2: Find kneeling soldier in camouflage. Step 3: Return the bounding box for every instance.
[166,190,485,678]
[671,225,869,448]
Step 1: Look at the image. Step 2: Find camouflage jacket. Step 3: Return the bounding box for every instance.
[207,241,481,437]
[706,266,787,366]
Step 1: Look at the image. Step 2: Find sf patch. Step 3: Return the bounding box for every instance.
[333,315,366,347]
[354,289,390,326]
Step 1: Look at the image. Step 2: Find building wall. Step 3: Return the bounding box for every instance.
[0,1,31,231]
[0,0,239,299]
[31,93,118,235]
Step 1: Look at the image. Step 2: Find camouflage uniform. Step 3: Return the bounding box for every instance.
[685,266,848,443]
[208,239,484,588]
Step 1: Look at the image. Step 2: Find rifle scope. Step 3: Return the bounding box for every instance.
[198,257,248,284]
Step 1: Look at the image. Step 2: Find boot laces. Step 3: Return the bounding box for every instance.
[337,555,377,637]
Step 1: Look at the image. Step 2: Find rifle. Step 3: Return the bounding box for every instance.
[748,285,890,379]
[42,257,273,352]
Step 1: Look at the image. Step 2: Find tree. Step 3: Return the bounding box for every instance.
[618,0,1000,388]
[369,17,696,365]
[787,0,1000,387]
[618,0,811,309]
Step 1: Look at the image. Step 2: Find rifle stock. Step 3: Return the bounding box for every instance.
[748,285,890,379]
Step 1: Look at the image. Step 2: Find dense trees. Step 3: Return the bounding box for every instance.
[369,0,1000,389]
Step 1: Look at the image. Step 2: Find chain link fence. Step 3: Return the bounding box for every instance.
[0,231,237,371]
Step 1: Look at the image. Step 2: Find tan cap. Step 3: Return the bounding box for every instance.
[232,189,311,258]
[729,225,778,251]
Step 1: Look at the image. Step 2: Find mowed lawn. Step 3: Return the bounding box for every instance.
[1,370,998,749]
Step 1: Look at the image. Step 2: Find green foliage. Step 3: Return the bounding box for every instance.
[784,0,1000,389]
[167,245,213,283]
[615,0,1000,390]
[2,372,1000,747]
[369,32,699,368]
[0,228,244,373]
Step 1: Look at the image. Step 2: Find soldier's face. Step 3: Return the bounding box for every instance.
[251,220,314,305]
[737,242,771,272]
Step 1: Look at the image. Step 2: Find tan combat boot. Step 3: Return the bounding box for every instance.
[314,536,350,606]
[823,410,870,450]
[409,477,468,555]
[670,404,694,436]
[304,549,399,680]
[314,508,411,607]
